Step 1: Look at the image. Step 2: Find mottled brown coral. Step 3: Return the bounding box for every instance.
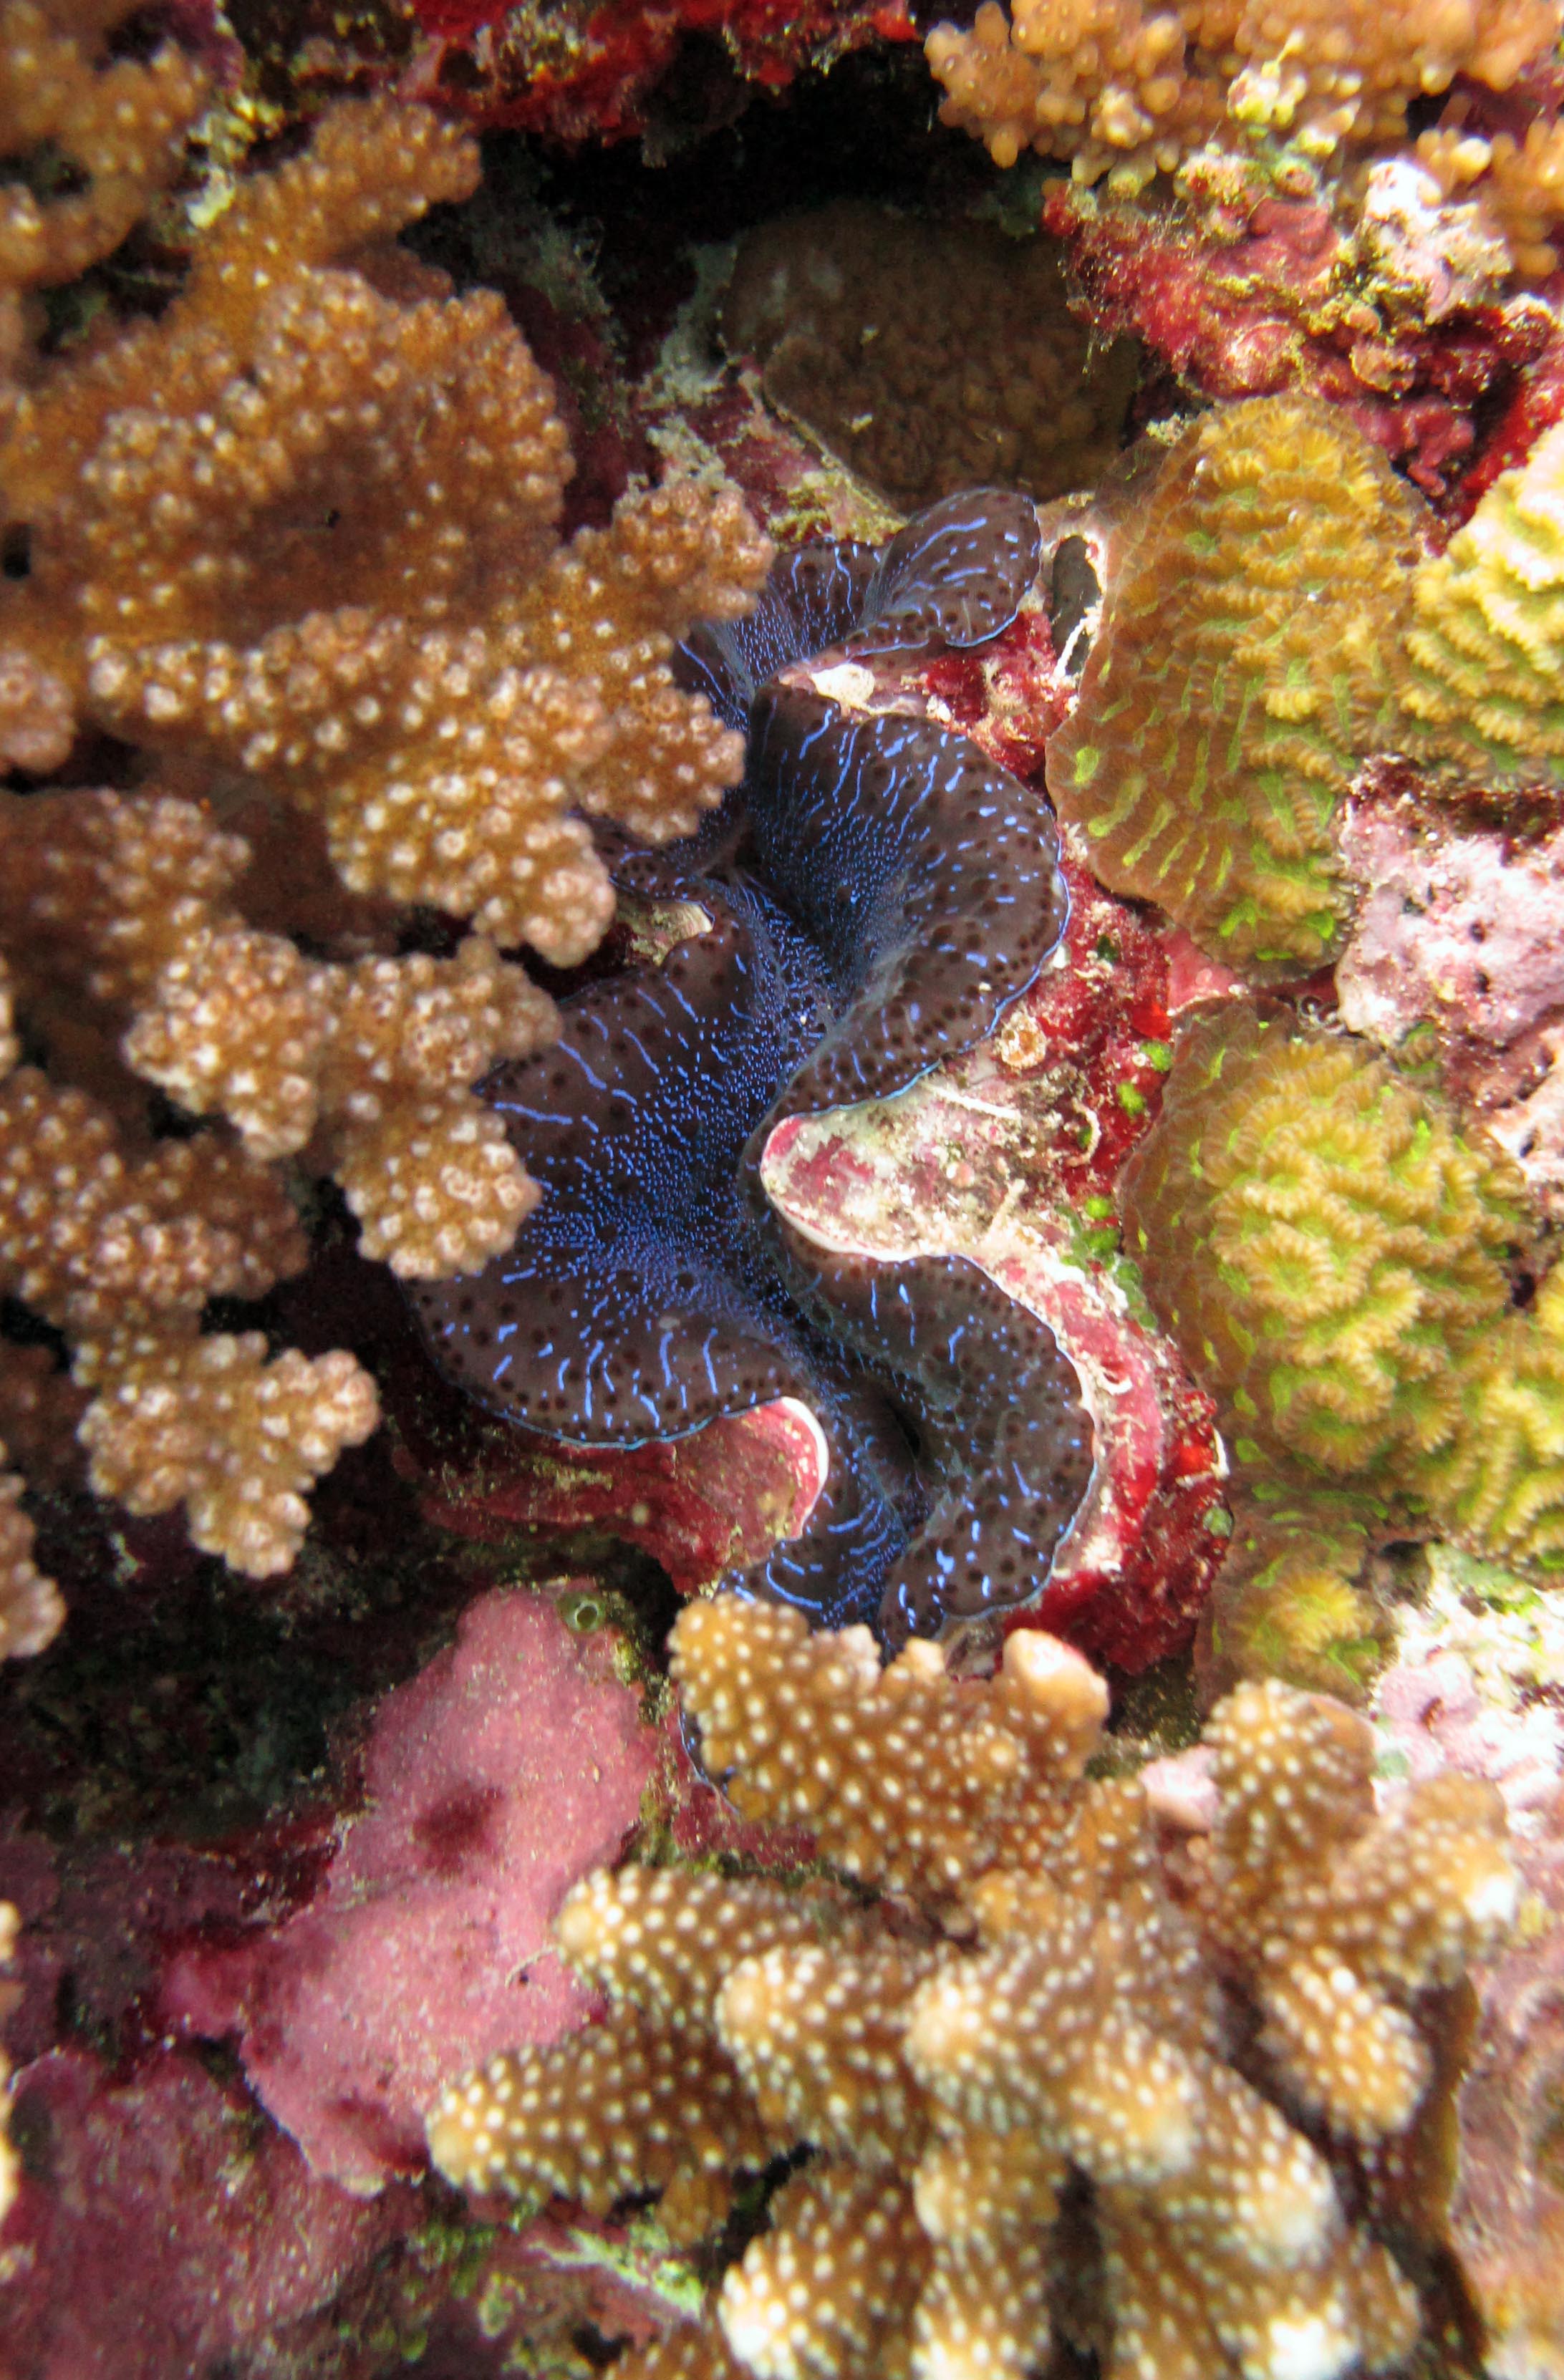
[926,0,1560,191]
[429,1598,1516,2380]
[1046,396,1427,979]
[723,203,1136,511]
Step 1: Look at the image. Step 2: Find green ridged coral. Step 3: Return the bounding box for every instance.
[1120,1002,1564,1693]
[1202,1482,1386,1703]
[1417,1269,1564,1571]
[1046,394,1427,981]
[1401,417,1564,788]
[1119,1004,1527,1478]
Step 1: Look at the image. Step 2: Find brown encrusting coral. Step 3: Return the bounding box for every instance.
[428,1597,1517,2380]
[925,0,1562,193]
[723,202,1137,511]
[0,79,773,1624]
[1046,395,1427,979]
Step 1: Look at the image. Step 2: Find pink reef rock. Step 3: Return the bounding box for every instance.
[415,1396,827,1595]
[1336,788,1564,1218]
[163,1589,657,2193]
[1046,167,1553,507]
[1,2045,412,2378]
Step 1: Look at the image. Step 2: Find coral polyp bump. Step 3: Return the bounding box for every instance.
[412,495,1094,1640]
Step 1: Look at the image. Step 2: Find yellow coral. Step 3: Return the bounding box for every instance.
[926,0,1560,188]
[723,202,1136,510]
[1401,416,1564,788]
[1200,1480,1386,1700]
[1119,1003,1526,1475]
[1046,396,1427,979]
[428,1600,1516,2380]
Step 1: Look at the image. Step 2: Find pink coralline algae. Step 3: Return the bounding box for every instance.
[403,0,917,141]
[1,2046,413,2378]
[161,1590,657,2193]
[412,1397,828,1597]
[1045,170,1555,506]
[1335,785,1564,1219]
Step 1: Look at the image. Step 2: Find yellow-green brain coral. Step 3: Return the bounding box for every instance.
[1118,1004,1527,1479]
[1046,395,1427,981]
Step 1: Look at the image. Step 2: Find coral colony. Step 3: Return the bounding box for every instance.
[3,0,1564,2374]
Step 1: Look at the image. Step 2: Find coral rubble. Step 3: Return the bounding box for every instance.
[429,1596,1518,2379]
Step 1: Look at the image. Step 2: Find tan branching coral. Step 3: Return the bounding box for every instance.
[925,0,1560,192]
[1416,117,1564,283]
[0,93,774,1617]
[723,203,1136,510]
[0,1900,19,2225]
[1046,395,1427,979]
[1,95,771,960]
[1199,1678,1516,2139]
[1401,415,1564,791]
[428,1597,1517,2380]
[74,1330,380,1577]
[0,0,206,312]
[0,1435,62,1657]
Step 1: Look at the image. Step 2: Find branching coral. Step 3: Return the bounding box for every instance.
[1,95,771,952]
[1401,415,1564,790]
[0,84,775,1618]
[0,1433,63,1656]
[1046,395,1427,979]
[723,202,1136,510]
[428,1597,1517,2380]
[925,0,1561,192]
[1415,117,1564,284]
[0,0,206,352]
